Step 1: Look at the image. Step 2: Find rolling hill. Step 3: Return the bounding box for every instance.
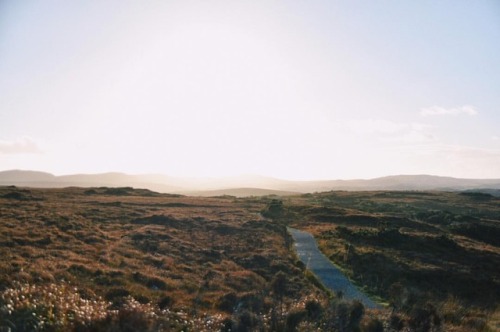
[1,170,500,196]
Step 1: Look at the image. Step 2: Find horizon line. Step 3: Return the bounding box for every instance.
[1,168,500,182]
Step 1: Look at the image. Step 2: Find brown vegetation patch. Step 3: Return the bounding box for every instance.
[288,190,500,331]
[0,186,327,331]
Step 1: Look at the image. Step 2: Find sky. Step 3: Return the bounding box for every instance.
[1,1,500,180]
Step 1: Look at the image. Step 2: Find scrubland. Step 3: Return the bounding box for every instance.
[0,187,327,331]
[287,190,500,331]
[0,186,498,331]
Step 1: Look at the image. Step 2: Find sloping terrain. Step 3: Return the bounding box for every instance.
[0,186,324,331]
[1,186,499,331]
[288,190,500,331]
[1,170,500,194]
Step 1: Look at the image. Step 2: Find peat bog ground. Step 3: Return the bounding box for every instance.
[0,186,499,331]
[286,190,500,331]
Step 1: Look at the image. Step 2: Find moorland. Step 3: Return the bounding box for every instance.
[0,186,326,331]
[0,186,498,331]
[286,190,500,331]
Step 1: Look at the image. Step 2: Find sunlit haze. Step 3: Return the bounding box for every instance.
[1,1,499,180]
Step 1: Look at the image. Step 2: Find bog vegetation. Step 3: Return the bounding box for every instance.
[0,186,498,331]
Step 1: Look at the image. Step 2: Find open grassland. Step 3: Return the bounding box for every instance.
[0,186,331,331]
[1,186,499,331]
[287,190,500,331]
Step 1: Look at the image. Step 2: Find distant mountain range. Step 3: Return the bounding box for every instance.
[1,170,500,197]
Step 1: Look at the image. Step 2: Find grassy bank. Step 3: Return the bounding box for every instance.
[287,190,500,331]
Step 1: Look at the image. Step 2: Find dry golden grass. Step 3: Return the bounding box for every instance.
[2,186,498,331]
[0,186,326,331]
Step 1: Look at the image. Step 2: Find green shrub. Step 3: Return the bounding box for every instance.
[362,317,384,332]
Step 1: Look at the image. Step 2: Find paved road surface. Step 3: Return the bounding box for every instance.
[288,227,381,309]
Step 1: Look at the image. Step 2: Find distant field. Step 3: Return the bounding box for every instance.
[179,187,301,197]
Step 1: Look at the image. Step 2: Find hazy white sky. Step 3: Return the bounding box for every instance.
[1,1,500,180]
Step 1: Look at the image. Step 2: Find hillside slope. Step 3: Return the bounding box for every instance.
[1,170,500,194]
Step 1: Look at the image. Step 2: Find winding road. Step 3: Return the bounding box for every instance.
[288,227,381,309]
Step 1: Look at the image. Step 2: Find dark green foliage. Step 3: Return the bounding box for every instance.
[132,272,169,290]
[388,282,408,311]
[459,192,493,200]
[349,300,365,328]
[285,310,307,332]
[362,317,384,332]
[451,223,500,246]
[158,295,173,310]
[305,299,323,320]
[217,292,239,313]
[262,199,284,219]
[221,318,234,332]
[105,288,131,302]
[2,189,42,201]
[233,310,260,332]
[389,314,405,331]
[102,187,134,196]
[238,293,266,313]
[271,271,288,299]
[116,307,154,332]
[2,307,43,332]
[131,214,181,226]
[68,264,94,277]
[328,300,365,332]
[408,303,441,332]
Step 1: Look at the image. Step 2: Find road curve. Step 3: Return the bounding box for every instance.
[288,227,381,309]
